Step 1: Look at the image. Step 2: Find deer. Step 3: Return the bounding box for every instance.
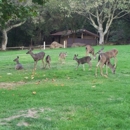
[59,52,67,64]
[73,54,92,71]
[86,45,104,59]
[95,52,116,78]
[26,48,45,74]
[13,56,23,70]
[44,55,51,69]
[86,45,95,59]
[103,49,118,67]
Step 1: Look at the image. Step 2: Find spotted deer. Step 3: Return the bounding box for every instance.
[44,55,51,69]
[13,56,23,70]
[26,48,45,72]
[73,54,92,71]
[59,52,67,63]
[95,51,117,78]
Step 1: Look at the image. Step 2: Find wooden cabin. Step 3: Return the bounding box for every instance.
[51,29,99,47]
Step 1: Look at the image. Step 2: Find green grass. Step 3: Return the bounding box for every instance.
[0,45,130,130]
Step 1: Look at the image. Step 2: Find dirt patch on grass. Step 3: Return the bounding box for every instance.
[0,108,53,127]
[0,81,25,89]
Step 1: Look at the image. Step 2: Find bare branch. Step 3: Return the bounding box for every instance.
[6,21,25,32]
[88,14,98,29]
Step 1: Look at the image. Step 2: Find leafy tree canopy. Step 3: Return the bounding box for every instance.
[0,0,47,29]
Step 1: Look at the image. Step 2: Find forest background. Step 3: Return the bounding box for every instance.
[0,0,130,50]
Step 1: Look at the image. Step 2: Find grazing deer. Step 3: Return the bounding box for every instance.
[26,49,45,72]
[13,56,23,70]
[104,49,118,67]
[95,52,116,78]
[59,52,67,63]
[73,54,92,71]
[44,55,51,69]
[86,45,96,59]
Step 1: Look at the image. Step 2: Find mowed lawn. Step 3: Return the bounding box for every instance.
[0,45,130,130]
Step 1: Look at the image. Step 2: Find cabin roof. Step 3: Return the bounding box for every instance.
[51,29,99,37]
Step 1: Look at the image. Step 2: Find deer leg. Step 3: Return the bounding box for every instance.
[114,57,117,67]
[48,62,50,68]
[34,61,37,70]
[59,58,63,64]
[92,52,96,59]
[32,61,37,75]
[42,59,44,68]
[76,64,79,70]
[100,63,108,78]
[95,62,100,77]
[58,57,60,63]
[45,62,50,69]
[100,64,104,76]
[105,63,109,75]
[86,51,89,56]
[88,62,92,70]
[61,59,64,64]
[44,63,47,69]
[62,59,65,64]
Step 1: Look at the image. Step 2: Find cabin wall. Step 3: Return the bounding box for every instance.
[67,38,97,47]
[51,32,98,47]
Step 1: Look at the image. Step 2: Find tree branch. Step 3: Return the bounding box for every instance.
[6,21,25,32]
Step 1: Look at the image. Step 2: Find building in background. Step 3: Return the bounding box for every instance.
[51,29,99,47]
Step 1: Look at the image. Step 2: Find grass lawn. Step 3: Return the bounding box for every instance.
[0,45,130,130]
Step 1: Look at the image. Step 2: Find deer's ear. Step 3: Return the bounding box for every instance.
[17,56,19,58]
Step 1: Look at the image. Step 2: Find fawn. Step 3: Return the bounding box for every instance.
[59,52,67,63]
[73,54,92,71]
[13,56,23,70]
[44,55,51,69]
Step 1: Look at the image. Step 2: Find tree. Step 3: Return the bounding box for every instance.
[0,0,48,50]
[0,0,36,50]
[43,0,90,34]
[109,19,130,44]
[69,0,130,44]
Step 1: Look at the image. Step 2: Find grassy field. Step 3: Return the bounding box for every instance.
[0,45,130,130]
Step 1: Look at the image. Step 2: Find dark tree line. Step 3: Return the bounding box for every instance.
[0,0,130,50]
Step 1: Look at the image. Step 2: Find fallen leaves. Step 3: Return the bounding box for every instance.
[32,91,36,95]
[24,77,29,79]
[7,73,12,75]
[35,81,40,85]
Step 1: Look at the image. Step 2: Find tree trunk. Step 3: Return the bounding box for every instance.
[98,24,104,44]
[99,31,104,44]
[1,30,8,51]
[1,21,25,50]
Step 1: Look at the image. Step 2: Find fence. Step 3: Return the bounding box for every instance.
[4,41,66,50]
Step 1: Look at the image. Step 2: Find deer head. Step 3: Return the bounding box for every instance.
[13,56,19,62]
[73,54,78,60]
[26,48,34,54]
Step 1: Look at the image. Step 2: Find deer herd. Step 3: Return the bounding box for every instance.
[13,45,118,78]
